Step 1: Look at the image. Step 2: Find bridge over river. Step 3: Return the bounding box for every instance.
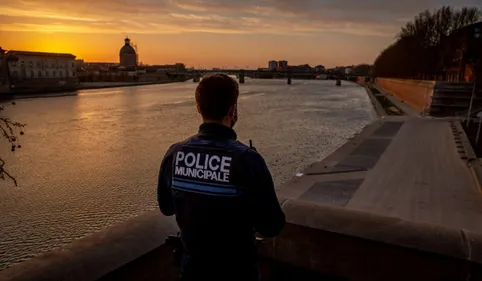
[170,69,339,80]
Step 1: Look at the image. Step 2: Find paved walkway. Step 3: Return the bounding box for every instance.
[348,118,482,232]
[280,117,482,233]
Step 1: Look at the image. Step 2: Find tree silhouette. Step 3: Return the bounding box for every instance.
[0,102,25,186]
[352,64,372,76]
[373,6,482,79]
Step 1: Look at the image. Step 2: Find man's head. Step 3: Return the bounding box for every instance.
[195,74,239,128]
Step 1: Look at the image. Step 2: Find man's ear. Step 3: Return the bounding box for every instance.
[197,104,201,114]
[227,105,235,117]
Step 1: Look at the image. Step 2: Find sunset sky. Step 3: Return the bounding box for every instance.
[1,0,481,68]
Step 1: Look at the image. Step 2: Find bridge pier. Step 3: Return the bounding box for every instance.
[238,70,245,84]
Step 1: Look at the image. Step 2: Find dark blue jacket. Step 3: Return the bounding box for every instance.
[157,123,285,263]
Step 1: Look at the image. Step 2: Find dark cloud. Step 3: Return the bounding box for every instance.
[1,0,481,36]
[172,0,482,22]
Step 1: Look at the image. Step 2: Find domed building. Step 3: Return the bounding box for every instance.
[119,37,137,69]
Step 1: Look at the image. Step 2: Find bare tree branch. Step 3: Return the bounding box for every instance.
[0,101,26,186]
[0,157,17,186]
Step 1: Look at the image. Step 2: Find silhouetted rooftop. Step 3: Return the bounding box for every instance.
[6,50,76,59]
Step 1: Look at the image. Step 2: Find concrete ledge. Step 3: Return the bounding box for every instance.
[453,121,482,192]
[454,121,477,162]
[363,85,386,117]
[4,195,482,280]
[0,211,178,281]
[373,85,422,117]
[0,197,292,281]
[275,199,482,281]
[298,120,385,176]
[98,244,181,281]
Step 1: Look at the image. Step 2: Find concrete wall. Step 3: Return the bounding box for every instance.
[4,197,482,281]
[275,199,482,281]
[0,211,178,281]
[376,78,435,113]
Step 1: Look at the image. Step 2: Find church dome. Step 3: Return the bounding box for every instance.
[120,37,136,56]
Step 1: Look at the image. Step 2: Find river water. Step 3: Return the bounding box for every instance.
[0,79,376,270]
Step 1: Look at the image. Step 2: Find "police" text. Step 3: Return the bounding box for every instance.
[174,151,232,182]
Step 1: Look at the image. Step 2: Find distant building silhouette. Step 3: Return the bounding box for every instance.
[278,60,288,71]
[0,49,77,93]
[119,37,137,69]
[315,65,326,73]
[0,47,9,91]
[288,64,313,73]
[268,60,278,70]
[443,22,482,82]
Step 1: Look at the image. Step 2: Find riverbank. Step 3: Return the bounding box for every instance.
[275,115,482,280]
[78,79,189,91]
[363,83,405,116]
[1,79,190,100]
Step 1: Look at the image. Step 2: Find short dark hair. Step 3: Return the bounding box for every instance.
[195,74,239,120]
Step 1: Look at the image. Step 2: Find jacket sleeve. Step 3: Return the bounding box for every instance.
[243,150,286,237]
[157,145,176,216]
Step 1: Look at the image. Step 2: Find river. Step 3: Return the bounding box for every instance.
[0,78,376,270]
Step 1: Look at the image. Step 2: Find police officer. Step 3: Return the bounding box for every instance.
[158,74,285,281]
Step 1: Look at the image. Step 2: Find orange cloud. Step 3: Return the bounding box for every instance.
[0,0,404,36]
[1,0,479,67]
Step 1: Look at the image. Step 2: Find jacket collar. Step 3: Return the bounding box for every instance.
[198,122,237,140]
